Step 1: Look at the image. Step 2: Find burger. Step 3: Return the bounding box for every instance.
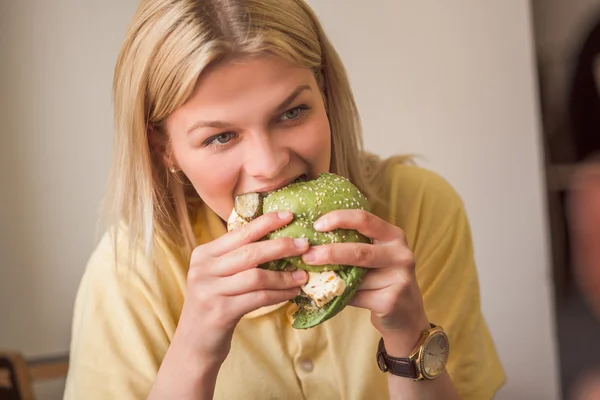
[227,173,371,329]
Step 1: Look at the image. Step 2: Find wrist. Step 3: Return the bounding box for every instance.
[380,319,431,357]
[176,302,233,363]
[151,333,223,400]
[172,316,229,368]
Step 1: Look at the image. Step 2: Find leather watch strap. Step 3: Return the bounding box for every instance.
[376,338,418,379]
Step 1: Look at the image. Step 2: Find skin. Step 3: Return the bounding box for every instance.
[164,55,331,218]
[149,55,459,399]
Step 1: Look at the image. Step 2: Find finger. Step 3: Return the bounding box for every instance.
[349,286,428,326]
[214,237,310,276]
[233,288,302,316]
[347,288,401,315]
[347,289,381,311]
[313,209,401,242]
[207,211,294,256]
[354,268,399,290]
[222,268,309,296]
[301,242,414,269]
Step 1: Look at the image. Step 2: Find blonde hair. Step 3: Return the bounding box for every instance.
[105,0,408,261]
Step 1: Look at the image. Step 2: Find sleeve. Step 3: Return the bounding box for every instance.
[388,165,506,400]
[63,231,179,400]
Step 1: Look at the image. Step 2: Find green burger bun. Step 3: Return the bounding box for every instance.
[228,173,371,329]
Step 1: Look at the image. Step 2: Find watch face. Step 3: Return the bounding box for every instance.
[421,332,449,379]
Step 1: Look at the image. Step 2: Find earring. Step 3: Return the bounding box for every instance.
[169,166,178,173]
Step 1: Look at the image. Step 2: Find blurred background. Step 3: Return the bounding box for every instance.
[1,1,600,399]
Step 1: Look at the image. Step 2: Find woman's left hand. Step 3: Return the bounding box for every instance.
[301,209,431,355]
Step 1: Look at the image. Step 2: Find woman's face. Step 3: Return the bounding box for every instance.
[164,55,332,220]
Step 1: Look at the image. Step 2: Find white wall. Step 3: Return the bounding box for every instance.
[1,1,560,399]
[0,0,138,398]
[306,1,560,399]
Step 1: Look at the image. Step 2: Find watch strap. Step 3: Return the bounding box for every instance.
[376,337,418,378]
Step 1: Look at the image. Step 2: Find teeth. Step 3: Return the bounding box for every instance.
[295,174,308,183]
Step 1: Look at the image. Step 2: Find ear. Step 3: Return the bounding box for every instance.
[148,124,177,170]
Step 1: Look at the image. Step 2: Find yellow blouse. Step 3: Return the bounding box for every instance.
[64,164,506,399]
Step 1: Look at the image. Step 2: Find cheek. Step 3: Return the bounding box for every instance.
[189,168,238,219]
[296,111,331,169]
[171,143,238,218]
[189,167,237,217]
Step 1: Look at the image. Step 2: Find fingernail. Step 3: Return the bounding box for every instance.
[313,218,326,231]
[303,250,316,263]
[278,210,293,219]
[293,238,308,248]
[293,270,307,281]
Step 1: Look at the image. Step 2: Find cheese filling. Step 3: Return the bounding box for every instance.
[227,208,247,232]
[301,271,346,308]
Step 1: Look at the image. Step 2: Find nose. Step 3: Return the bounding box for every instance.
[243,132,289,179]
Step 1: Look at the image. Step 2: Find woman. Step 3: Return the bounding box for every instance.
[64,0,505,399]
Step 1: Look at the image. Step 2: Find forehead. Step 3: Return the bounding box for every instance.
[190,55,315,106]
[165,55,319,132]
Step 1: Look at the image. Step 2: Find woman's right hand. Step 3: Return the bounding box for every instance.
[149,210,309,399]
[176,210,309,363]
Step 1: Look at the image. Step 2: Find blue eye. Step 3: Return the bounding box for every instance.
[213,133,233,144]
[281,108,300,120]
[279,105,310,122]
[201,132,238,150]
[204,132,235,146]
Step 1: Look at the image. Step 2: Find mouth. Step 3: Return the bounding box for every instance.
[229,173,309,231]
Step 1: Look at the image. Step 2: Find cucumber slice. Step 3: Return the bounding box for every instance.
[234,192,263,220]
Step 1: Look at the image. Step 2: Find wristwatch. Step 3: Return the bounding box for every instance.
[376,324,450,381]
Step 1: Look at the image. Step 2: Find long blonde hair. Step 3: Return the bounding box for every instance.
[105,0,406,262]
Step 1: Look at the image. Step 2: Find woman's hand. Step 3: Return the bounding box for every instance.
[299,209,462,400]
[150,210,310,400]
[301,209,430,355]
[176,210,310,363]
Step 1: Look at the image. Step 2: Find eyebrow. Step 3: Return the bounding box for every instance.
[186,84,312,135]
